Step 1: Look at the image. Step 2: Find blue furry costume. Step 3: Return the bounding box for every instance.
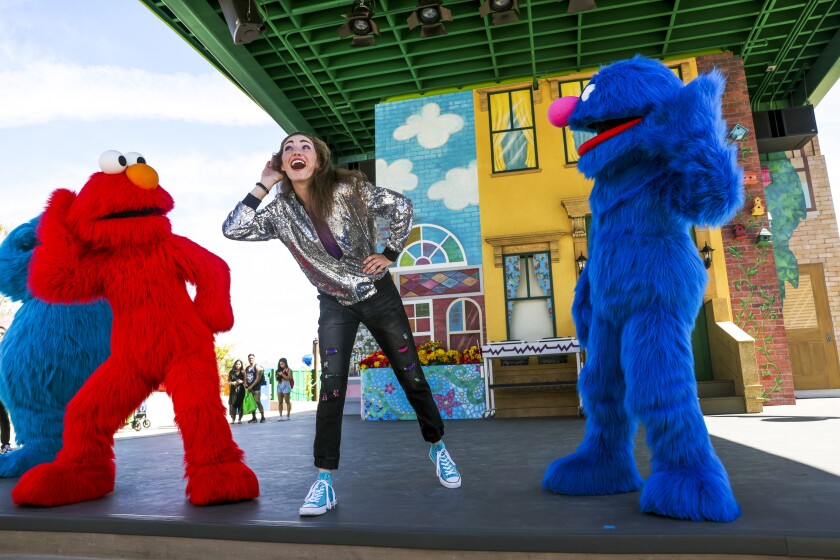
[544,57,743,522]
[0,216,111,477]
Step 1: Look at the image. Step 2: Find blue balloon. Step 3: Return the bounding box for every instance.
[302,354,313,367]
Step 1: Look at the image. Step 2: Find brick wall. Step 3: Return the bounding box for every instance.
[696,53,795,404]
[787,137,840,361]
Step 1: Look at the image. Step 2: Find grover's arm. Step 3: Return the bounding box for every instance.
[170,234,234,334]
[646,70,744,226]
[571,265,592,348]
[28,189,101,303]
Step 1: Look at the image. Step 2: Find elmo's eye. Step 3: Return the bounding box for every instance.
[125,152,146,165]
[99,150,127,174]
[581,83,596,102]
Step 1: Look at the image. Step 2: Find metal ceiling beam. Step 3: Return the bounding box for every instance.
[139,0,311,133]
[270,2,373,149]
[791,26,840,106]
[776,0,838,102]
[379,0,424,92]
[751,0,821,108]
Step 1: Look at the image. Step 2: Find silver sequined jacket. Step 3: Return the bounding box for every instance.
[222,180,413,305]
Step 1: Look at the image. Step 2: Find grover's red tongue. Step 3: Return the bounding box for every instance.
[577,117,643,156]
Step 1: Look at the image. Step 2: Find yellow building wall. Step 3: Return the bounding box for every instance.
[474,57,733,344]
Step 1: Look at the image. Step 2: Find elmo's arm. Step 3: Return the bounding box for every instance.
[29,189,102,303]
[170,234,234,334]
[643,70,744,227]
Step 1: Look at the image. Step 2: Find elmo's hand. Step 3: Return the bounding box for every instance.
[194,299,234,334]
[37,189,78,249]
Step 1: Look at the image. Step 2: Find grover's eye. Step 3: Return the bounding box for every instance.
[581,83,596,102]
[99,150,127,174]
[124,152,146,165]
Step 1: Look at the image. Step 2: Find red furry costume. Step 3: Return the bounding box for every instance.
[13,151,259,506]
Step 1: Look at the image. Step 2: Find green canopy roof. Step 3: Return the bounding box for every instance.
[141,0,840,161]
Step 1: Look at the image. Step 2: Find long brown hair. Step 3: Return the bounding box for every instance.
[275,132,365,221]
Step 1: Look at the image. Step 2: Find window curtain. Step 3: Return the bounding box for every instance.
[490,94,510,172]
[503,255,521,322]
[532,253,553,321]
[510,90,536,168]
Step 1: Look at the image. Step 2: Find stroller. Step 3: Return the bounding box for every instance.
[129,402,151,431]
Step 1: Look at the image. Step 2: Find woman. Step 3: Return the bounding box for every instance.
[223,132,461,517]
[228,359,246,424]
[275,358,293,422]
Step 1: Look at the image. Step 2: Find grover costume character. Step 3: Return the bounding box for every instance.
[543,57,743,522]
[0,216,111,477]
[13,151,259,506]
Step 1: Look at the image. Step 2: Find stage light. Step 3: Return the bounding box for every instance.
[218,0,265,45]
[479,0,519,26]
[559,0,597,15]
[407,1,453,38]
[338,0,380,47]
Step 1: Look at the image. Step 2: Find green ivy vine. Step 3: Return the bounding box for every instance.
[726,185,783,401]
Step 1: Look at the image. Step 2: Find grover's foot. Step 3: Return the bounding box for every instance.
[13,461,115,506]
[0,446,59,478]
[543,449,642,495]
[186,460,259,506]
[640,466,740,522]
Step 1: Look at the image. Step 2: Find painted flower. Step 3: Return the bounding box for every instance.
[384,383,395,394]
[433,389,461,417]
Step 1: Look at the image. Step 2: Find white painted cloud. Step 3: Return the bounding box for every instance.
[427,160,478,210]
[375,158,418,194]
[0,61,275,128]
[393,103,464,149]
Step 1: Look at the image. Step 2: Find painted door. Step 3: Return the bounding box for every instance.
[783,263,840,389]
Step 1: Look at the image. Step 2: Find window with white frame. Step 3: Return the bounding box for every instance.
[446,298,483,351]
[503,252,556,341]
[404,299,433,344]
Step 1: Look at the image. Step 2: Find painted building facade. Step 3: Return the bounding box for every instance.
[374,50,840,414]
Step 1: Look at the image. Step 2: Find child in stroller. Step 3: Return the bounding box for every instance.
[128,402,151,431]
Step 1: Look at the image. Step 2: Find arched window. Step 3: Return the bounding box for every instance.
[397,224,466,270]
[446,298,483,351]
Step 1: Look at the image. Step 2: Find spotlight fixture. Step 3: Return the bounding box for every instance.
[479,0,519,26]
[338,0,380,47]
[559,0,597,15]
[407,1,453,38]
[218,0,265,45]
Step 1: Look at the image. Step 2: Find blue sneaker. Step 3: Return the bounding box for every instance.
[429,442,461,488]
[299,472,337,516]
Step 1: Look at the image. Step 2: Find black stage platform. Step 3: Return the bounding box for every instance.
[0,412,838,559]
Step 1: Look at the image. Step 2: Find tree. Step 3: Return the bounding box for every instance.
[216,343,236,395]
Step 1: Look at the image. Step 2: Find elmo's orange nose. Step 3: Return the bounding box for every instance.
[126,163,159,190]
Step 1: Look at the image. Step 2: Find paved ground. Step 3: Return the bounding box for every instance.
[0,398,837,558]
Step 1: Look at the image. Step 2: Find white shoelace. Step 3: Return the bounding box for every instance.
[435,448,459,480]
[304,479,334,509]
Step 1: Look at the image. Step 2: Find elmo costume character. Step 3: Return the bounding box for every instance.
[13,150,259,506]
[543,57,743,522]
[0,216,111,477]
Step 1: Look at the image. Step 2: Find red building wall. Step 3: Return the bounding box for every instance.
[697,52,795,404]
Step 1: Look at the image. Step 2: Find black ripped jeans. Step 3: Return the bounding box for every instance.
[313,278,445,470]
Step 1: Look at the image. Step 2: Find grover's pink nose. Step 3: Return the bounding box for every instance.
[547,96,578,128]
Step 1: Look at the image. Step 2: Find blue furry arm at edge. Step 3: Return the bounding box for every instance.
[571,265,592,348]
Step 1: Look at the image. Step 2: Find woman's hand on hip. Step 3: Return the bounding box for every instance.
[363,253,393,275]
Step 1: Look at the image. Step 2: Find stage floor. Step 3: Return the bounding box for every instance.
[0,400,838,559]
